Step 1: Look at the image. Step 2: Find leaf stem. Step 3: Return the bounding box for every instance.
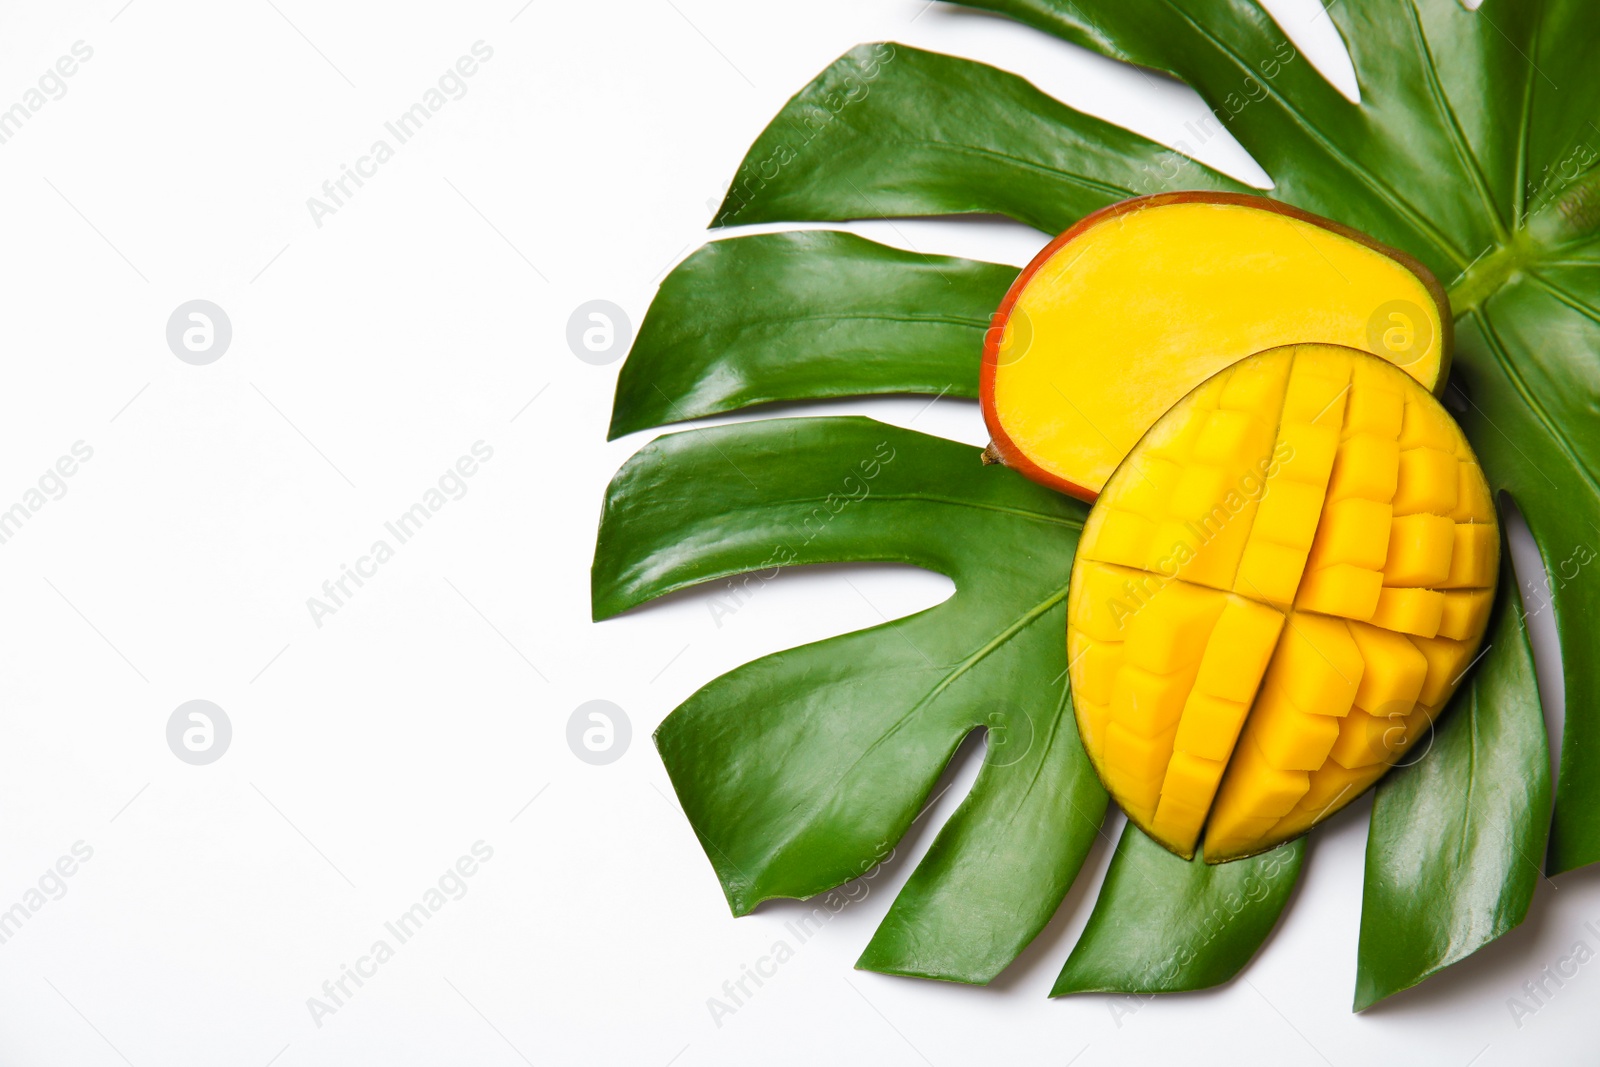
[1447,233,1535,317]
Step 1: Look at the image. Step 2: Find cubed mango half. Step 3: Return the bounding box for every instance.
[1069,345,1496,861]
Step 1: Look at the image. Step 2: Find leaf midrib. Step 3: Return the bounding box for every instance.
[753,580,1073,883]
[664,311,997,337]
[896,139,1143,204]
[1511,0,1543,226]
[658,492,1083,530]
[1452,685,1480,874]
[1399,0,1509,243]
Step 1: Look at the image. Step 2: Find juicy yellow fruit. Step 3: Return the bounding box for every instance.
[1068,344,1497,862]
[981,194,1451,499]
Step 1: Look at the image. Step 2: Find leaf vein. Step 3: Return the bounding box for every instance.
[898,139,1141,203]
[1401,0,1508,239]
[692,311,996,333]
[759,582,1072,869]
[1454,685,1480,872]
[1512,0,1543,225]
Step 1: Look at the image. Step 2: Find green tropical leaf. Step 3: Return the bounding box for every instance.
[593,416,1108,983]
[713,43,1246,234]
[597,0,1600,1001]
[1355,553,1553,1010]
[1052,826,1302,995]
[608,231,1013,440]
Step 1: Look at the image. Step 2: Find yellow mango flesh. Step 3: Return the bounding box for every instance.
[1068,345,1496,862]
[990,198,1447,498]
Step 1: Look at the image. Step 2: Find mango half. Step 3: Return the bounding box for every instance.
[1066,344,1496,862]
[981,192,1451,500]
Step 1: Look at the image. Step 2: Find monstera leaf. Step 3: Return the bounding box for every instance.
[597,0,1593,1005]
[594,417,1106,982]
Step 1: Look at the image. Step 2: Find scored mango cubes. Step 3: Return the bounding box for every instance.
[1069,345,1497,862]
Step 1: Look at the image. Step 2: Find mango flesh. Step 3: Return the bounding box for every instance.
[1067,344,1496,862]
[982,193,1451,500]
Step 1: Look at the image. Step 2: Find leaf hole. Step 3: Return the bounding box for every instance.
[1499,492,1567,795]
[1258,0,1362,104]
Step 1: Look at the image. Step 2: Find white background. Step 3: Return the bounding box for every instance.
[0,1,1594,1064]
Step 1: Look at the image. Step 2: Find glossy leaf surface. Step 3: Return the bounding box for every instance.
[1356,555,1552,1010]
[1053,824,1302,995]
[609,231,1012,439]
[594,417,1108,983]
[713,43,1245,234]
